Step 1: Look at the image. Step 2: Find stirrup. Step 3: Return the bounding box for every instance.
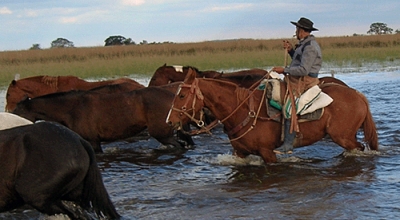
[273,145,293,154]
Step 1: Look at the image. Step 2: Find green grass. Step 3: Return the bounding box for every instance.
[1,34,399,87]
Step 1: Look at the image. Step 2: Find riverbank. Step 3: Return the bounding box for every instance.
[0,34,399,87]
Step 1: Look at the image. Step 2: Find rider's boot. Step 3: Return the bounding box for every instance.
[274,119,295,154]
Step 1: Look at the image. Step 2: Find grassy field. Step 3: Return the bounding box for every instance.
[0,34,399,87]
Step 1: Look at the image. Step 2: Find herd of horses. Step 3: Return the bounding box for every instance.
[0,63,378,218]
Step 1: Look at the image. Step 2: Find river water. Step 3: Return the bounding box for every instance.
[1,68,399,219]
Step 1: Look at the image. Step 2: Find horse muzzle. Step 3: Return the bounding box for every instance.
[167,120,182,130]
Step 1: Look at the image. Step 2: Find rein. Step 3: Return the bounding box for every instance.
[173,71,275,140]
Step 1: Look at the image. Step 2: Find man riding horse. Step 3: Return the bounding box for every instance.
[272,17,322,153]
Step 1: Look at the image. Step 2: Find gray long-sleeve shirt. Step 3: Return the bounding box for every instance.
[284,35,322,77]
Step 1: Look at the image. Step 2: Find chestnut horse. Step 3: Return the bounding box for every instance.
[5,75,144,112]
[149,64,348,88]
[166,69,378,164]
[13,84,194,153]
[0,121,120,219]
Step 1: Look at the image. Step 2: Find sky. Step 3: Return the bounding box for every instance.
[1,0,400,51]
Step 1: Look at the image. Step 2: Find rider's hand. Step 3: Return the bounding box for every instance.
[283,40,293,52]
[272,67,285,74]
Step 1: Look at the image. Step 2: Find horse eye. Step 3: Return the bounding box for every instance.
[179,93,185,99]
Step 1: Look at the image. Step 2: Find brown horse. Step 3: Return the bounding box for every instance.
[13,85,194,153]
[166,69,378,164]
[0,121,120,219]
[149,63,348,88]
[148,63,220,86]
[5,75,144,112]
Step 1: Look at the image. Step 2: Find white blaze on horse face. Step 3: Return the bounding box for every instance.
[166,107,173,124]
[165,86,182,123]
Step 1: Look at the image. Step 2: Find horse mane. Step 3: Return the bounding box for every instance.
[183,65,200,73]
[33,90,83,100]
[13,75,59,89]
[41,76,59,89]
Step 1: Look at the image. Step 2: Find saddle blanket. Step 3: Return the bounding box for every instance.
[258,76,333,119]
[284,85,333,119]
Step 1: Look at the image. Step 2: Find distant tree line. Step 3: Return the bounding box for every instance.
[29,23,400,50]
[367,22,394,35]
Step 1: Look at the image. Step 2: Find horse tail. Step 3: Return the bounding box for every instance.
[358,92,379,150]
[81,139,121,219]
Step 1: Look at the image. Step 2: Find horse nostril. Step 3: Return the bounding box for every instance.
[167,121,172,126]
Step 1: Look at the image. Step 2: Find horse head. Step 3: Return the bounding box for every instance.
[5,76,57,112]
[5,80,26,112]
[166,68,205,130]
[149,64,180,86]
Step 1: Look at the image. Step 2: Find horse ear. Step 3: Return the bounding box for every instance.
[163,63,167,67]
[11,80,17,85]
[184,68,196,84]
[214,72,223,79]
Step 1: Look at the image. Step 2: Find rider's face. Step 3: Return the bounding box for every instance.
[295,27,301,40]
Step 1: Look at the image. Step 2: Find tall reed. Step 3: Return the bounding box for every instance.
[0,34,399,87]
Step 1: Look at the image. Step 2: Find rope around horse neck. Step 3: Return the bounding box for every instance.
[229,83,267,142]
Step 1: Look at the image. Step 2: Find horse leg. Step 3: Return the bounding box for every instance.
[232,142,278,163]
[177,130,195,147]
[330,133,364,151]
[148,122,190,151]
[89,140,103,153]
[0,192,24,213]
[234,147,277,163]
[259,148,278,163]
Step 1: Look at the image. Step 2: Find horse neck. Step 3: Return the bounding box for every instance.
[18,77,58,96]
[57,77,107,90]
[149,67,181,86]
[198,79,248,128]
[27,94,77,120]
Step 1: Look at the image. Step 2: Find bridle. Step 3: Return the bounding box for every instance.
[168,73,279,140]
[169,78,206,128]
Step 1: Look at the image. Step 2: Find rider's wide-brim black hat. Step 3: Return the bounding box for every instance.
[290,17,318,31]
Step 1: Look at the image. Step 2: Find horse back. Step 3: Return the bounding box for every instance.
[0,123,89,207]
[88,81,144,93]
[0,122,120,218]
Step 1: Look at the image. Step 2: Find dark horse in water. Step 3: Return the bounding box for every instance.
[13,84,194,153]
[0,121,120,219]
[149,63,348,88]
[5,75,144,112]
[166,69,378,163]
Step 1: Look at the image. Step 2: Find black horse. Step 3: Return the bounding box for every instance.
[0,121,120,219]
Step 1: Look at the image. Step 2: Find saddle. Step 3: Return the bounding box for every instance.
[259,77,333,123]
